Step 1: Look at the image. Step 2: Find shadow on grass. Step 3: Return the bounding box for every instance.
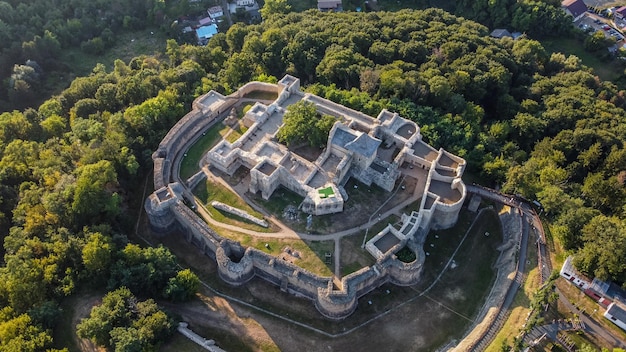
[179,123,224,181]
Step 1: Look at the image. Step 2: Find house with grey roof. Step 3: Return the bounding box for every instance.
[604,302,626,331]
[562,0,588,22]
[490,29,512,39]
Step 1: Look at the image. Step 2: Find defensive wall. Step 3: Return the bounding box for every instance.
[145,76,465,319]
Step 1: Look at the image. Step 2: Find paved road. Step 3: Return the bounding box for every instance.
[557,289,626,348]
[524,290,626,349]
[519,188,626,350]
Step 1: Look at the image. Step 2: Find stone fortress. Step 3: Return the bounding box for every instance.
[145,75,467,319]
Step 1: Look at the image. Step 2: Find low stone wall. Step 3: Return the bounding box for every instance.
[177,322,227,352]
[451,205,522,351]
[210,201,268,227]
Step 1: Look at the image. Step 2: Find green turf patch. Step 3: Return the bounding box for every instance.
[179,123,224,181]
[318,186,335,198]
[396,246,417,263]
[541,37,622,82]
[193,180,270,233]
[252,186,304,215]
[242,90,278,101]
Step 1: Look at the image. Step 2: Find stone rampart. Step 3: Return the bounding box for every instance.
[386,245,425,286]
[231,81,280,100]
[145,76,467,319]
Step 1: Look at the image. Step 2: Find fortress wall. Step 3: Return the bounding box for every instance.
[430,169,456,182]
[173,203,222,253]
[334,154,353,184]
[304,94,373,124]
[429,179,465,230]
[431,202,462,230]
[403,153,432,170]
[316,282,358,319]
[146,76,471,319]
[144,194,177,232]
[159,109,205,154]
[344,265,387,298]
[232,81,281,99]
[385,247,425,286]
[216,244,255,286]
[247,249,329,298]
[153,157,169,190]
[276,167,308,197]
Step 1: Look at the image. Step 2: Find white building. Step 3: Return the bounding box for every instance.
[236,0,255,7]
[604,302,626,331]
[560,256,591,290]
[208,6,224,19]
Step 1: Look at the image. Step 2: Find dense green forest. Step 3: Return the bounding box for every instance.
[0,0,625,350]
[0,0,221,110]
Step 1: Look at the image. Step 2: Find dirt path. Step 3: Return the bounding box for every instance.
[69,294,106,352]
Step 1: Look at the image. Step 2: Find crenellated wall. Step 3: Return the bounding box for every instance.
[145,75,466,320]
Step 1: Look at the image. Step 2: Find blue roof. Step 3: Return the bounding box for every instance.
[197,24,218,39]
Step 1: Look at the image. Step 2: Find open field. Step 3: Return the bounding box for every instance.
[193,179,273,232]
[219,231,335,277]
[50,29,167,94]
[541,37,623,83]
[179,123,224,180]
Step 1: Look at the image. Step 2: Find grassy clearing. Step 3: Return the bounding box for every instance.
[55,28,166,85]
[340,230,378,276]
[193,180,271,232]
[222,121,248,143]
[242,90,278,101]
[433,209,503,314]
[159,332,208,352]
[39,28,166,111]
[179,123,224,180]
[250,187,314,231]
[541,37,622,82]
[416,208,475,285]
[54,292,98,352]
[252,186,304,215]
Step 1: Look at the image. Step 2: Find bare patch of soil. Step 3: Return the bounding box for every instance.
[290,145,323,162]
[69,294,106,352]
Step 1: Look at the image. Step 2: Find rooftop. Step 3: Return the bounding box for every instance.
[196,24,218,40]
[429,180,462,204]
[607,302,626,323]
[374,232,401,254]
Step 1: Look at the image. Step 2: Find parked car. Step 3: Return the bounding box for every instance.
[603,25,611,30]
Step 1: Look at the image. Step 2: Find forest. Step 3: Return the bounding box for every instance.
[0,0,625,350]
